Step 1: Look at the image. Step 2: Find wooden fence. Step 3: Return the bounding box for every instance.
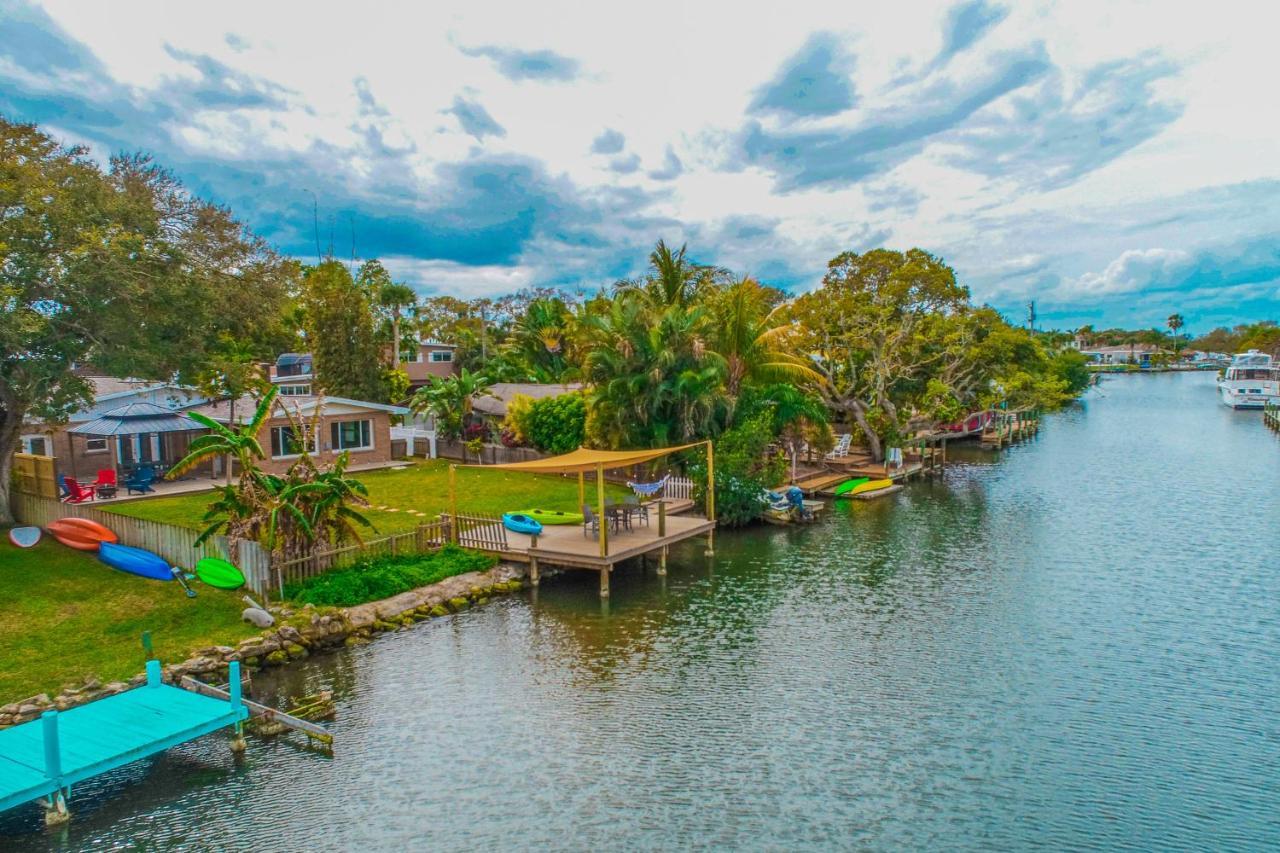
[271,521,447,596]
[12,453,58,500]
[11,492,273,597]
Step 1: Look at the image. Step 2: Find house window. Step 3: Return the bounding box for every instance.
[20,435,49,456]
[270,425,315,458]
[402,347,422,363]
[429,351,453,363]
[279,384,312,397]
[85,437,108,453]
[330,419,372,451]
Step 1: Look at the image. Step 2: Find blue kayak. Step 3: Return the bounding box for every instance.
[502,513,544,536]
[99,542,173,581]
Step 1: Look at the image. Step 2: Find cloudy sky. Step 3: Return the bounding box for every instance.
[3,0,1278,332]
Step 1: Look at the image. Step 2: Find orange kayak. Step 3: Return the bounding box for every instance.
[47,517,118,551]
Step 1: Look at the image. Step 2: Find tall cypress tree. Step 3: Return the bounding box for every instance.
[301,260,387,401]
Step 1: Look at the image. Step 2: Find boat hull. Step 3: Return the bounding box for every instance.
[1217,383,1279,409]
[99,542,173,581]
[195,557,246,590]
[47,518,118,551]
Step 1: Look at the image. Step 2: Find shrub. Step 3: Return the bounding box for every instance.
[283,545,498,607]
[501,393,535,447]
[525,392,586,454]
[688,411,785,527]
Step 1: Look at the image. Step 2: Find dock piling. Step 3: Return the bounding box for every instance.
[40,712,69,825]
[228,661,248,753]
[146,658,161,687]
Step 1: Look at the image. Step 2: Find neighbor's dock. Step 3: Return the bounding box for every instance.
[0,660,248,823]
[979,409,1040,449]
[1265,401,1280,432]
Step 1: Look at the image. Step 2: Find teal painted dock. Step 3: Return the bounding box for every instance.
[0,660,247,819]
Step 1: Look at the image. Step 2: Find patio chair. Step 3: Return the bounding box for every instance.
[582,504,600,539]
[124,469,156,495]
[825,434,852,461]
[61,476,96,504]
[92,469,118,498]
[624,495,649,527]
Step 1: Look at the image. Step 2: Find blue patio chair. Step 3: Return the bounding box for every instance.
[124,469,156,495]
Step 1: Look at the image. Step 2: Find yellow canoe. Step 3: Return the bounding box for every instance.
[847,478,893,495]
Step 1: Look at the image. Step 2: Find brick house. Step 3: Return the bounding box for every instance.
[186,394,409,477]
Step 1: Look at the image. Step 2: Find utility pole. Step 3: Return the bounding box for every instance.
[1026,300,1037,332]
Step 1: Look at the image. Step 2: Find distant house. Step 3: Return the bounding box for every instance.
[271,341,458,396]
[390,340,458,388]
[1077,343,1166,367]
[472,383,584,421]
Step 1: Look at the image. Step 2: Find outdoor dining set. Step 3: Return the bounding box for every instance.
[582,496,651,538]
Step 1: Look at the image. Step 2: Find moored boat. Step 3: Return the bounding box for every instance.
[1217,350,1280,409]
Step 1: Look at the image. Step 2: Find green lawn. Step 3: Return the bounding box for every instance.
[104,459,629,537]
[0,536,256,702]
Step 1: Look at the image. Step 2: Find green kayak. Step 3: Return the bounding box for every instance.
[196,557,246,590]
[509,508,585,525]
[832,477,870,497]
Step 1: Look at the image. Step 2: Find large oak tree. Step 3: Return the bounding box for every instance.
[0,118,296,523]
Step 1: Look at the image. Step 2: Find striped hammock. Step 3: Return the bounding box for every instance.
[628,475,669,498]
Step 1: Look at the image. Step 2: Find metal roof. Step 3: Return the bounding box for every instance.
[68,403,201,436]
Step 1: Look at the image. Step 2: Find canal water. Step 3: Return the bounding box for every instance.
[4,371,1279,850]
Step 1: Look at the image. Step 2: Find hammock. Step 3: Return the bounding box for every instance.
[628,474,670,498]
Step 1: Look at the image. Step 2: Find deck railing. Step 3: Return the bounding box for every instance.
[663,476,695,501]
[441,513,509,552]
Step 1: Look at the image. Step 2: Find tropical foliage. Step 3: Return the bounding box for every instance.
[409,368,490,440]
[167,387,373,563]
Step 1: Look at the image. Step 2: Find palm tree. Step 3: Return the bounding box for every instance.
[169,386,277,483]
[379,282,418,369]
[710,276,822,397]
[1167,313,1185,355]
[506,296,571,380]
[409,368,490,440]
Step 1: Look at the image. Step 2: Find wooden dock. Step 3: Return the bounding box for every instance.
[454,501,715,597]
[0,660,248,823]
[980,409,1041,449]
[1265,401,1280,432]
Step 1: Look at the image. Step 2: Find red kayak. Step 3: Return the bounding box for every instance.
[47,517,118,551]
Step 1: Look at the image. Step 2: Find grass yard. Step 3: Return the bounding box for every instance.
[0,535,256,702]
[104,459,630,537]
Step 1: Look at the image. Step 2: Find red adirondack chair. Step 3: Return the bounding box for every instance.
[92,469,117,488]
[61,476,96,504]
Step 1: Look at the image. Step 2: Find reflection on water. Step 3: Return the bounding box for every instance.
[5,372,1280,850]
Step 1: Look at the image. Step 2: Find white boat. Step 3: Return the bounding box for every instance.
[1217,350,1280,409]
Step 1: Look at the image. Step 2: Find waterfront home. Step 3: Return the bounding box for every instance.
[1078,343,1167,368]
[17,375,409,488]
[185,393,409,476]
[19,378,212,482]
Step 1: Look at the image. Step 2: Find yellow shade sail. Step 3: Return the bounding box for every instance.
[463,442,706,474]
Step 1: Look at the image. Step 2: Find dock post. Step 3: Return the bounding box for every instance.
[228,660,248,753]
[658,500,666,537]
[529,534,540,586]
[658,545,668,576]
[42,711,69,825]
[599,566,610,598]
[146,658,162,687]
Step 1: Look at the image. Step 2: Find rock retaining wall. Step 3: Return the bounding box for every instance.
[0,562,527,729]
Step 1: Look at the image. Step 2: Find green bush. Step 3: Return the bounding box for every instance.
[283,545,498,607]
[689,410,785,527]
[525,392,586,454]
